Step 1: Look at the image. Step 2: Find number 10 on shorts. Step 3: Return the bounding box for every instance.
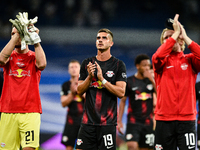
[185,133,195,147]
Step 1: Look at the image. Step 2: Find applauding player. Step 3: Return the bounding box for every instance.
[76,28,127,150]
[0,15,46,150]
[152,14,200,150]
[60,60,84,150]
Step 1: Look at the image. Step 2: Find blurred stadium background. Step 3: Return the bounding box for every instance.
[1,0,200,149]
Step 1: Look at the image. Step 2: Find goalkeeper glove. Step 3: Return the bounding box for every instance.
[9,19,26,50]
[16,12,41,45]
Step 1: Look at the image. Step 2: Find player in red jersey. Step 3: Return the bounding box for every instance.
[195,81,200,148]
[152,14,200,150]
[0,25,46,150]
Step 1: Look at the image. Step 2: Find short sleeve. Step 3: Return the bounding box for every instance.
[116,60,127,82]
[79,59,88,81]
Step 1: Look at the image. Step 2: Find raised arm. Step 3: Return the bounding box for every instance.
[0,27,19,65]
[171,14,181,41]
[179,23,192,46]
[34,27,47,70]
[152,14,181,72]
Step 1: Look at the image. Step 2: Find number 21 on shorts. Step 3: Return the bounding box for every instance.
[25,130,34,144]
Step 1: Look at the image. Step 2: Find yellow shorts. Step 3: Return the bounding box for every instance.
[0,112,1,129]
[0,113,41,150]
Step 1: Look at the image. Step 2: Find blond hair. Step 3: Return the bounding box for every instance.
[160,28,185,51]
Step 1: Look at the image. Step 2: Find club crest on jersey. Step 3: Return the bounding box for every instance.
[146,84,153,90]
[16,62,25,68]
[181,63,188,70]
[155,144,163,150]
[77,139,83,145]
[106,71,114,77]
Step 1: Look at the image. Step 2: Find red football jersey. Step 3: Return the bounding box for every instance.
[0,50,43,113]
[152,38,200,121]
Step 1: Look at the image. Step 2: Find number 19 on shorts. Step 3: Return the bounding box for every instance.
[103,134,114,149]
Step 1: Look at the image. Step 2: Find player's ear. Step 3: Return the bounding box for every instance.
[110,41,114,47]
[136,64,139,70]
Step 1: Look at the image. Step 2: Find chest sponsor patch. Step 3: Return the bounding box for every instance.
[9,69,30,77]
[135,92,152,101]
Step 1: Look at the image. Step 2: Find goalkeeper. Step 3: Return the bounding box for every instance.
[0,12,46,150]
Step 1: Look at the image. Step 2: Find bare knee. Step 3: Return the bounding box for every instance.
[66,146,74,150]
[127,141,139,150]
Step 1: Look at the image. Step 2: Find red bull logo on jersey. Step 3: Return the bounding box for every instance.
[74,95,83,102]
[135,92,152,101]
[90,80,105,89]
[9,69,30,77]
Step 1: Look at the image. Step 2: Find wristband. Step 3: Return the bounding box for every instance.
[102,79,107,85]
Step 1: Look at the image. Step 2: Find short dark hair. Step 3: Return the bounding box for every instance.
[97,28,113,41]
[135,54,150,66]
